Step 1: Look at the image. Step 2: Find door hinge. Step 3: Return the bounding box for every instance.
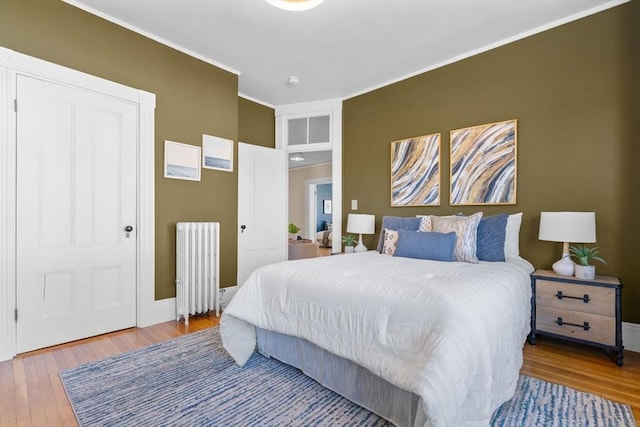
[14,99,17,113]
[14,308,18,322]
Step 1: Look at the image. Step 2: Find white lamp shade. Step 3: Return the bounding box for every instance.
[539,212,596,243]
[347,214,375,235]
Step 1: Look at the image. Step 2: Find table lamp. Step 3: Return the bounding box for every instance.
[538,212,596,276]
[346,214,375,253]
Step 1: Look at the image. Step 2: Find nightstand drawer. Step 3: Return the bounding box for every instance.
[536,305,615,345]
[536,279,614,316]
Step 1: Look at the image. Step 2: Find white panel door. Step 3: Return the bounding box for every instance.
[16,75,137,353]
[237,143,287,287]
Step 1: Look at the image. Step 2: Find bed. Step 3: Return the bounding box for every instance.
[221,213,532,426]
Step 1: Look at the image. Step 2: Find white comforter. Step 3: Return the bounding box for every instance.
[221,251,534,427]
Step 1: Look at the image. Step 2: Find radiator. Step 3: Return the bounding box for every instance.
[176,222,220,325]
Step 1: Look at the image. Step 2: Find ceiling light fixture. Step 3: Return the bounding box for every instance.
[265,0,324,12]
[290,153,305,161]
[288,76,300,86]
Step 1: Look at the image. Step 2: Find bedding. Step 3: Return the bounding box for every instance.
[221,252,533,427]
[476,213,509,262]
[376,216,422,252]
[415,212,522,261]
[381,228,399,255]
[431,212,483,263]
[505,212,522,259]
[393,230,456,261]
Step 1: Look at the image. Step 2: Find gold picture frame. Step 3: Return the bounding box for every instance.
[390,133,441,207]
[450,119,517,206]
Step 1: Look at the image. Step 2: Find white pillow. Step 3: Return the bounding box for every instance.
[504,212,522,259]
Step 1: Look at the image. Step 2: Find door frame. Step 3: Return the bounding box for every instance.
[275,98,342,254]
[0,46,157,361]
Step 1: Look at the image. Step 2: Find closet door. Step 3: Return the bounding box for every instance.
[16,75,137,353]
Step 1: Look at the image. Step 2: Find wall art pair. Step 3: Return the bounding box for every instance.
[164,135,234,181]
[390,119,517,207]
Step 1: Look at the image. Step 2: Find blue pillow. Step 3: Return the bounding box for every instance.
[393,230,457,261]
[376,216,422,252]
[476,213,508,262]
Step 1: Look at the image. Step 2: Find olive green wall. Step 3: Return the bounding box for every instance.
[343,2,640,322]
[0,0,261,298]
[238,97,276,149]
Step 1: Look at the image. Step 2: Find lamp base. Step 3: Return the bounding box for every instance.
[552,254,574,276]
[354,243,367,252]
[354,234,367,252]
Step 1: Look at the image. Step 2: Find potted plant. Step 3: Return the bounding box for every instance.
[341,235,358,253]
[288,223,301,240]
[570,244,606,279]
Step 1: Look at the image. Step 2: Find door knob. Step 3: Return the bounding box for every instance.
[240,225,246,233]
[125,225,133,238]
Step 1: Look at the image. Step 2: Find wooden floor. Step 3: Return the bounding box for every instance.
[1,314,638,426]
[319,246,332,257]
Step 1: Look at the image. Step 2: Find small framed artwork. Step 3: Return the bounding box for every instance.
[450,119,517,206]
[164,140,201,181]
[390,133,441,207]
[323,199,332,214]
[202,134,233,172]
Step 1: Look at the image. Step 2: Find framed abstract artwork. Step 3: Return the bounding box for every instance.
[390,133,441,207]
[164,140,201,181]
[450,119,517,206]
[202,134,233,172]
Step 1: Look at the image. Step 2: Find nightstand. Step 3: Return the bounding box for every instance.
[529,269,623,366]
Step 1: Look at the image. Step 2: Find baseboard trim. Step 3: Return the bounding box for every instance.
[138,288,239,329]
[623,322,640,353]
[0,335,14,362]
[139,297,176,328]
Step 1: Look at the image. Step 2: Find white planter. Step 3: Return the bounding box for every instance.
[574,265,596,280]
[344,246,355,253]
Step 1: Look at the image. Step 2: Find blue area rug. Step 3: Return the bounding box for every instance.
[60,327,636,427]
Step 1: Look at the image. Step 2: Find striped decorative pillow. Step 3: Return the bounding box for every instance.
[431,212,483,263]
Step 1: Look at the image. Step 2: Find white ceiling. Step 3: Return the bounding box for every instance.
[288,150,332,169]
[64,0,624,108]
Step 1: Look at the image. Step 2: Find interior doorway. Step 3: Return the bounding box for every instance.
[305,178,332,245]
[288,150,332,245]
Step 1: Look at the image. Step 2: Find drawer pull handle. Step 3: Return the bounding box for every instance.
[555,291,590,303]
[556,317,590,331]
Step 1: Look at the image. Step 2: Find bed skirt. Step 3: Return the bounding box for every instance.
[256,328,426,427]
